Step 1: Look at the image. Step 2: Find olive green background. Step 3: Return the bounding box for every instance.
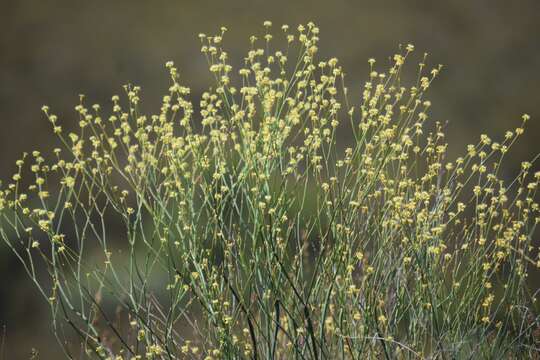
[1,0,539,358]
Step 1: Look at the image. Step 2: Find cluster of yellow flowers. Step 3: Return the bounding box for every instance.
[0,21,538,359]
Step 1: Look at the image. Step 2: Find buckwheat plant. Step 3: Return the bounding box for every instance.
[1,22,539,359]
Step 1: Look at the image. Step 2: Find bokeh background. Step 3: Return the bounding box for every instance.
[1,0,539,358]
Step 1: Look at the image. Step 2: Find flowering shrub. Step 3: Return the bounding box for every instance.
[1,22,539,359]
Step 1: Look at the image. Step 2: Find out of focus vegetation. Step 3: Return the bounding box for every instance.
[0,1,539,358]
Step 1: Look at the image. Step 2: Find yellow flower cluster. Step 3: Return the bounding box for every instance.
[0,21,538,359]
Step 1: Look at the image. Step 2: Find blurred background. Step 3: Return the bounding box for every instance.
[1,0,539,358]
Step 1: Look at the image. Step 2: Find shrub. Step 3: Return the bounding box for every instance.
[1,22,539,359]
